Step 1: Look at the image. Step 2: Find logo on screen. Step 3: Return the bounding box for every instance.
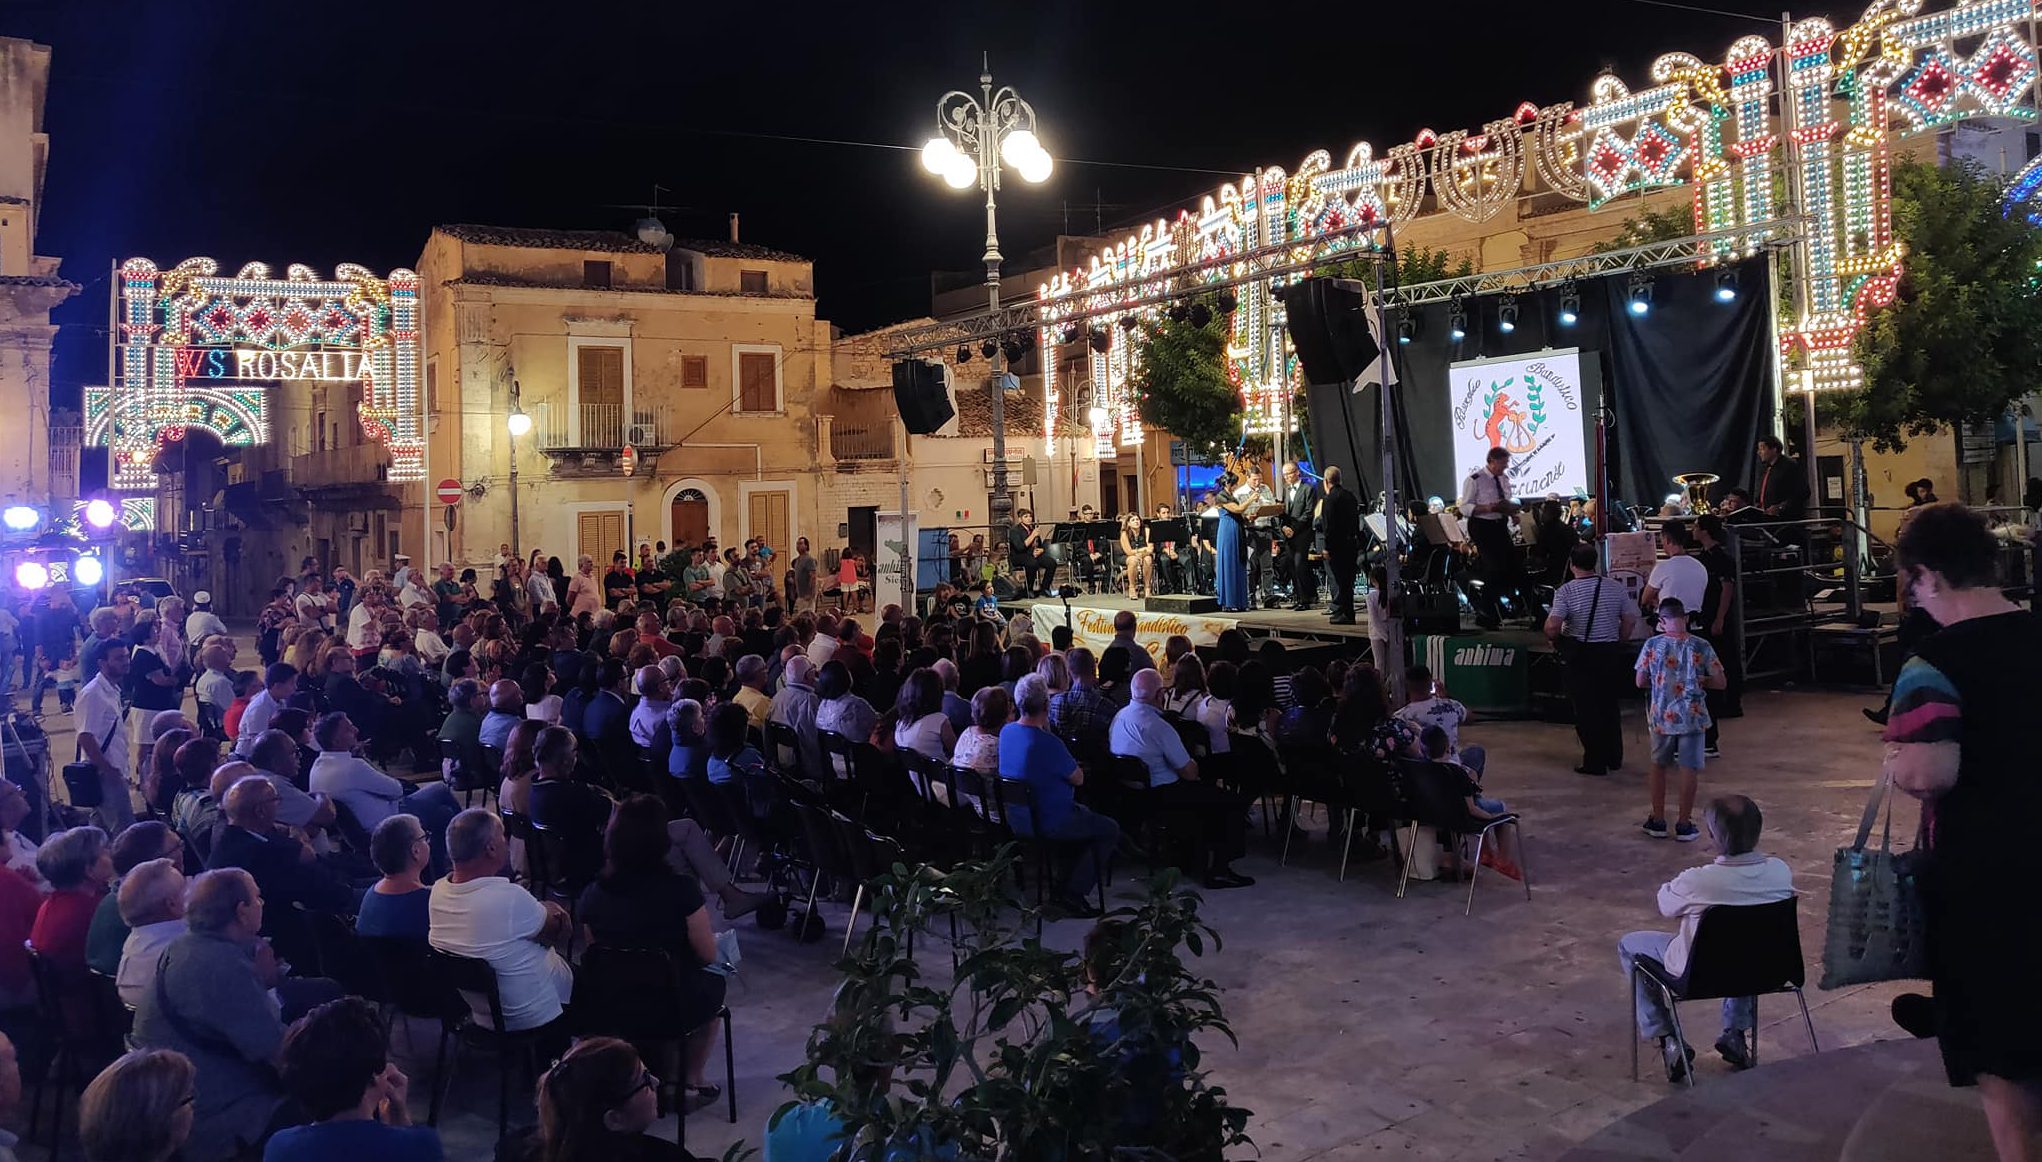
[1474,376,1546,455]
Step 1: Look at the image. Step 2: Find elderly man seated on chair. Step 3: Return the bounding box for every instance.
[1617,794,1793,1082]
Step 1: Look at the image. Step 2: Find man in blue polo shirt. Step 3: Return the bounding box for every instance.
[1108,669,1254,890]
[998,674,1119,918]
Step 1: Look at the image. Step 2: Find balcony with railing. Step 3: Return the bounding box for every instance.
[829,420,896,461]
[530,402,677,477]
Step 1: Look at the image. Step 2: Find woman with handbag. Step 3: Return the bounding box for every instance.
[1881,502,2042,1160]
[1542,544,1639,777]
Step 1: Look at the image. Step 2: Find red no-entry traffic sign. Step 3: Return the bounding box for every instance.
[436,479,464,506]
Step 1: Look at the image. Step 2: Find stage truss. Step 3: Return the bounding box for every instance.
[890,0,2040,445]
[87,258,424,492]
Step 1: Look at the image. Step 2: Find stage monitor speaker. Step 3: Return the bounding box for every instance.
[1283,278,1381,387]
[892,360,955,435]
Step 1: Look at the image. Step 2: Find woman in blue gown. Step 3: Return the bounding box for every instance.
[1215,455,1260,612]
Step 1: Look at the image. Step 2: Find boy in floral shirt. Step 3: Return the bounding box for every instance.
[1634,597,1726,841]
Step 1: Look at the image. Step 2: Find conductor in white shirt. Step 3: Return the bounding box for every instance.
[1458,446,1526,627]
[1617,794,1794,1082]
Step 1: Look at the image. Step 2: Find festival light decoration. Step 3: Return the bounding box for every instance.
[1,505,40,533]
[71,554,103,586]
[1036,0,2039,415]
[13,562,47,590]
[88,258,424,491]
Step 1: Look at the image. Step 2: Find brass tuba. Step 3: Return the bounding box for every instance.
[1674,472,1721,515]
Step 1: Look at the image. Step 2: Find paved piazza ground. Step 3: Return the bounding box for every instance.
[29,678,1932,1160]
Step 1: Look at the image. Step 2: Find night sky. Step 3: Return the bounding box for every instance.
[6,0,1783,404]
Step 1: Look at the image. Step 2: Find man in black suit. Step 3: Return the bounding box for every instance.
[1320,466,1362,623]
[1280,460,1323,610]
[580,658,633,755]
[1753,436,1809,520]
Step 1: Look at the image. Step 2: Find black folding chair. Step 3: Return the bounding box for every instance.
[789,798,857,944]
[440,738,493,807]
[1627,897,1819,1086]
[815,730,864,815]
[362,935,469,1125]
[1393,759,1530,915]
[573,945,737,1128]
[833,815,906,957]
[763,720,802,779]
[990,775,1108,920]
[427,949,556,1143]
[23,946,126,1148]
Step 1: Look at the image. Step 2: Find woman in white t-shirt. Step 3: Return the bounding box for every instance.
[1190,660,1238,755]
[891,668,956,762]
[1162,655,1207,715]
[952,685,1012,773]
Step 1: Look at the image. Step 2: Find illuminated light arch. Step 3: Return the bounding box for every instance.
[87,257,424,491]
[1036,0,2040,439]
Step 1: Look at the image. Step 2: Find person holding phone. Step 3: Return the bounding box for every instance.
[1394,663,1482,775]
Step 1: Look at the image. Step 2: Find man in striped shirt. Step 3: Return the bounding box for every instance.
[1544,544,1639,776]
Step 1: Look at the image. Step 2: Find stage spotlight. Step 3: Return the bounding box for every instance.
[72,554,103,586]
[1558,283,1580,326]
[1448,299,1468,341]
[1498,296,1519,334]
[955,345,973,364]
[1166,303,1189,324]
[1396,315,1416,345]
[1215,289,1238,313]
[1058,324,1082,345]
[1088,328,1111,354]
[13,561,47,591]
[1626,273,1653,317]
[83,498,118,530]
[1714,269,1738,302]
[1,504,39,533]
[1118,315,1140,333]
[1187,302,1212,329]
[1001,336,1025,363]
[980,339,999,360]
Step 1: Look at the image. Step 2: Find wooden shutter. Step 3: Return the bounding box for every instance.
[738,352,776,412]
[749,490,790,551]
[680,355,708,389]
[577,346,625,409]
[577,511,625,564]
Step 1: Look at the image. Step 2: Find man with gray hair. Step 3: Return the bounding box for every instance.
[628,665,673,750]
[76,605,124,687]
[430,808,573,1034]
[113,856,186,1008]
[246,729,336,834]
[934,657,972,734]
[996,673,1120,917]
[478,679,525,752]
[1617,794,1793,1082]
[133,866,291,1159]
[1108,668,1253,890]
[769,655,825,781]
[732,654,773,729]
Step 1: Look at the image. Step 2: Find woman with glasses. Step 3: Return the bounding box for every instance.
[532,1036,682,1161]
[266,996,441,1160]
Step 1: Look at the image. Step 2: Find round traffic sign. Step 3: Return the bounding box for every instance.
[436,478,464,506]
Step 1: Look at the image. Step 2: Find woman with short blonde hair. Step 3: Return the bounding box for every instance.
[79,1048,196,1162]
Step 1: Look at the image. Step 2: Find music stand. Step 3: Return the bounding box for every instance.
[1419,513,1466,546]
[1146,517,1190,545]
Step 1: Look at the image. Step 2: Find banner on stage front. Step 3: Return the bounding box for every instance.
[1448,348,1590,498]
[1029,604,1237,664]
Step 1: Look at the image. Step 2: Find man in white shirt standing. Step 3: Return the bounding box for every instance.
[74,641,135,831]
[430,809,573,1036]
[1458,445,1526,628]
[293,575,332,632]
[1617,794,1793,1082]
[390,554,415,594]
[1641,520,1709,620]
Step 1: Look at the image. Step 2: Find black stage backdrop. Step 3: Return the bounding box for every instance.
[1318,254,1774,508]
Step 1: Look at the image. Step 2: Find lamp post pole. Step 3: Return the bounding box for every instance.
[506,378,529,561]
[925,63,1052,578]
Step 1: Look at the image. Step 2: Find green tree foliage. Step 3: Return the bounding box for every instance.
[1128,297,1240,458]
[1589,204,1695,253]
[1832,160,2042,451]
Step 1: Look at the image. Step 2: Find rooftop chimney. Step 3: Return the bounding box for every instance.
[729,212,740,243]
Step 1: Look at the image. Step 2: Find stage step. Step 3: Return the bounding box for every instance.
[1144,593,1218,614]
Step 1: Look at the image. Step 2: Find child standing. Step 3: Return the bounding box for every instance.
[1633,597,1726,841]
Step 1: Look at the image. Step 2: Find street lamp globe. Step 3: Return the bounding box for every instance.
[942,155,976,189]
[506,407,532,437]
[1001,129,1053,183]
[920,136,959,175]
